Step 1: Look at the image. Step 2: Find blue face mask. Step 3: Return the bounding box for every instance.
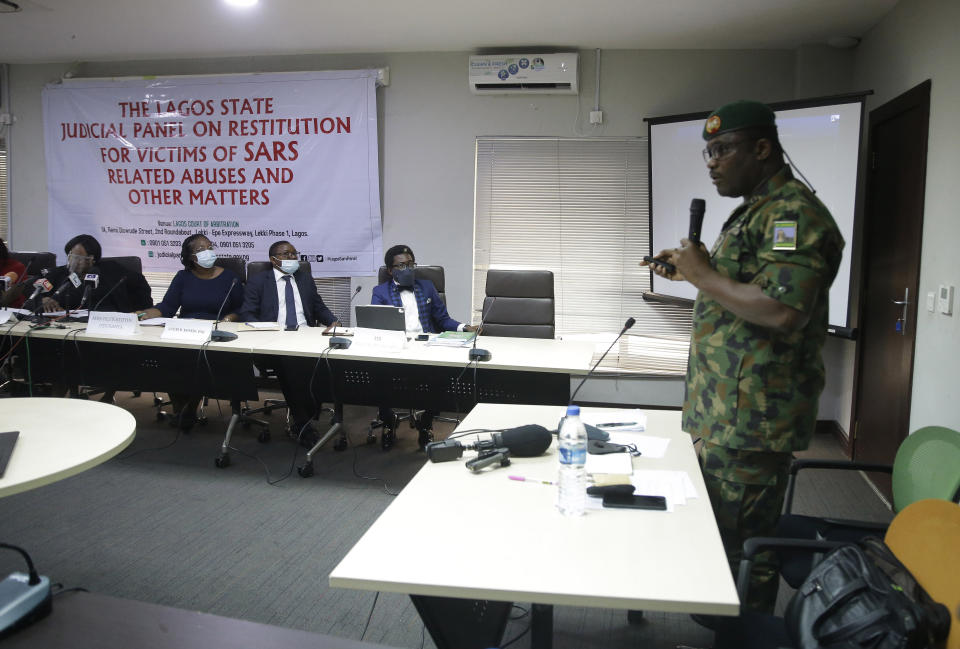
[194,249,217,269]
[278,259,299,274]
[393,267,415,289]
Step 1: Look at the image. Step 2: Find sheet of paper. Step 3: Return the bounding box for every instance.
[244,321,282,330]
[44,309,89,318]
[606,432,670,459]
[584,451,633,476]
[629,469,699,512]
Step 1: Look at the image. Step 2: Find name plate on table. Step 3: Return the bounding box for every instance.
[87,311,140,336]
[161,319,213,342]
[0,310,12,325]
[352,327,407,350]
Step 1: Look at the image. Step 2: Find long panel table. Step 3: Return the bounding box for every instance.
[2,320,595,470]
[329,403,739,649]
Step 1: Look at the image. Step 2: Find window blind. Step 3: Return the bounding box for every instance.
[473,136,691,373]
[0,145,8,242]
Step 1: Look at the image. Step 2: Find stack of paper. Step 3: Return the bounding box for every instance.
[426,331,477,347]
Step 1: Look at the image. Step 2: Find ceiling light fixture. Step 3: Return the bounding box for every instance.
[224,0,258,8]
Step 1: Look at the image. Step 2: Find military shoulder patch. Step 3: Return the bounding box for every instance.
[772,220,797,250]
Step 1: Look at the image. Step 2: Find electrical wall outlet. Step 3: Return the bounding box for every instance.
[926,292,935,312]
[589,110,603,125]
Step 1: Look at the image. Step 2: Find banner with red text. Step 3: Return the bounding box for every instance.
[42,71,382,276]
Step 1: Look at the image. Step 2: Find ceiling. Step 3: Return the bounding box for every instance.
[0,0,897,65]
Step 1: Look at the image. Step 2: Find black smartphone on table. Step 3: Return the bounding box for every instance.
[602,492,667,511]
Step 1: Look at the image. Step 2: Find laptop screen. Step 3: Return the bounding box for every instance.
[354,305,406,331]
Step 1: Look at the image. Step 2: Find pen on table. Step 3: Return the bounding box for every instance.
[509,475,555,485]
[596,421,638,428]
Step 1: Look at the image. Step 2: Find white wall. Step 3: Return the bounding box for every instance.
[9,46,877,419]
[7,48,796,324]
[853,0,960,432]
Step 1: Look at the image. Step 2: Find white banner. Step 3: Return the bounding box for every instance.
[42,71,383,277]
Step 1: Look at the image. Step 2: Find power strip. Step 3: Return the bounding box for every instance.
[0,572,52,638]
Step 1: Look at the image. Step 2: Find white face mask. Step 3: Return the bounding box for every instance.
[279,259,299,274]
[194,249,217,268]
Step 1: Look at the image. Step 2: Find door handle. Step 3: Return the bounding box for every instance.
[892,288,909,335]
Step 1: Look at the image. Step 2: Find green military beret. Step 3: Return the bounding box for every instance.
[702,100,776,140]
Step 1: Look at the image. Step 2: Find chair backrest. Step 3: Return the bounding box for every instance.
[884,499,960,649]
[9,251,56,275]
[376,265,446,305]
[481,269,554,339]
[215,256,246,283]
[892,426,960,512]
[101,255,143,274]
[246,260,312,278]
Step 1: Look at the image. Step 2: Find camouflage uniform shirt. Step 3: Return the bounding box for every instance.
[682,166,844,452]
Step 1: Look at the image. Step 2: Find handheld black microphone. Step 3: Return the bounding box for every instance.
[469,296,496,362]
[567,317,636,407]
[425,424,552,463]
[329,285,363,349]
[90,275,127,312]
[210,277,240,342]
[688,198,706,245]
[77,273,99,310]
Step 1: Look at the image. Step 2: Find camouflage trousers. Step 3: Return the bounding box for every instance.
[698,440,793,613]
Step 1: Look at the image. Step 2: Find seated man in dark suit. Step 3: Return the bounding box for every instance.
[42,234,153,313]
[372,244,477,449]
[236,240,340,446]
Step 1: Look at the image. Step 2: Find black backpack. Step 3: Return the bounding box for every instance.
[785,536,951,649]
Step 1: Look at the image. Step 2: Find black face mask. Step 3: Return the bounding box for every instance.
[393,267,415,289]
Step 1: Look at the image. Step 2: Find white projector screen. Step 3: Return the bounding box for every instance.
[647,96,864,334]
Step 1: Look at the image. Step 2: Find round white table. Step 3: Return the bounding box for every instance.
[0,398,136,498]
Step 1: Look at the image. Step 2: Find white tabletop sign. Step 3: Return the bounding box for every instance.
[352,327,407,350]
[161,319,213,342]
[86,311,140,336]
[0,309,12,325]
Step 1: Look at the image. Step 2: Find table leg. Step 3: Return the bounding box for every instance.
[530,603,554,649]
[409,595,511,649]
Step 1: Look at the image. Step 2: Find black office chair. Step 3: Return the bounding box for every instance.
[8,251,57,276]
[214,256,246,283]
[368,265,456,449]
[481,269,555,339]
[100,255,143,275]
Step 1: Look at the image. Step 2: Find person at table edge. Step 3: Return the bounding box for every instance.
[43,234,153,313]
[234,240,341,446]
[136,234,244,430]
[371,244,477,449]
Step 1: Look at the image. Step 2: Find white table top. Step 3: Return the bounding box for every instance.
[329,403,739,615]
[0,398,136,497]
[6,320,594,375]
[4,320,257,353]
[249,327,596,375]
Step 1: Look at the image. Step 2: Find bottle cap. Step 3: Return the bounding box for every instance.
[566,405,580,416]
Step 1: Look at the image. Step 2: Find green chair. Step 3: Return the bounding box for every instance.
[775,425,960,588]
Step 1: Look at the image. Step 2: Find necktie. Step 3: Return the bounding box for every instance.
[283,275,298,329]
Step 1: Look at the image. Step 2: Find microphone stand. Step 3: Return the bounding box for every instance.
[469,296,496,362]
[90,276,127,312]
[210,278,239,342]
[329,285,362,349]
[568,317,636,406]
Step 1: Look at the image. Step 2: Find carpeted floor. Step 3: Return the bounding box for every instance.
[0,392,891,648]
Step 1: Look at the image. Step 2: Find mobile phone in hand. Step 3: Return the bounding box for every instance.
[642,255,677,275]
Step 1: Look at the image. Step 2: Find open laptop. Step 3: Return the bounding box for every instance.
[354,305,406,332]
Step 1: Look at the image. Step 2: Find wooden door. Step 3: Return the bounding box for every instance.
[852,80,930,500]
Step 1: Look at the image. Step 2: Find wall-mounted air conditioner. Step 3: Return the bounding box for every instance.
[468,53,579,95]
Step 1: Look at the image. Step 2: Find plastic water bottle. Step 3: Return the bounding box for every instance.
[557,405,587,516]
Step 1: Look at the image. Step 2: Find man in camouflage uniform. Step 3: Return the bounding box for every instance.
[645,100,844,613]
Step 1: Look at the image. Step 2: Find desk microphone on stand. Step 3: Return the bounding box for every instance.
[568,317,636,406]
[469,296,496,362]
[210,278,240,342]
[90,275,127,312]
[329,285,362,349]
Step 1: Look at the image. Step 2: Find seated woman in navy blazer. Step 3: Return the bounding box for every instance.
[138,233,244,429]
[235,240,340,447]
